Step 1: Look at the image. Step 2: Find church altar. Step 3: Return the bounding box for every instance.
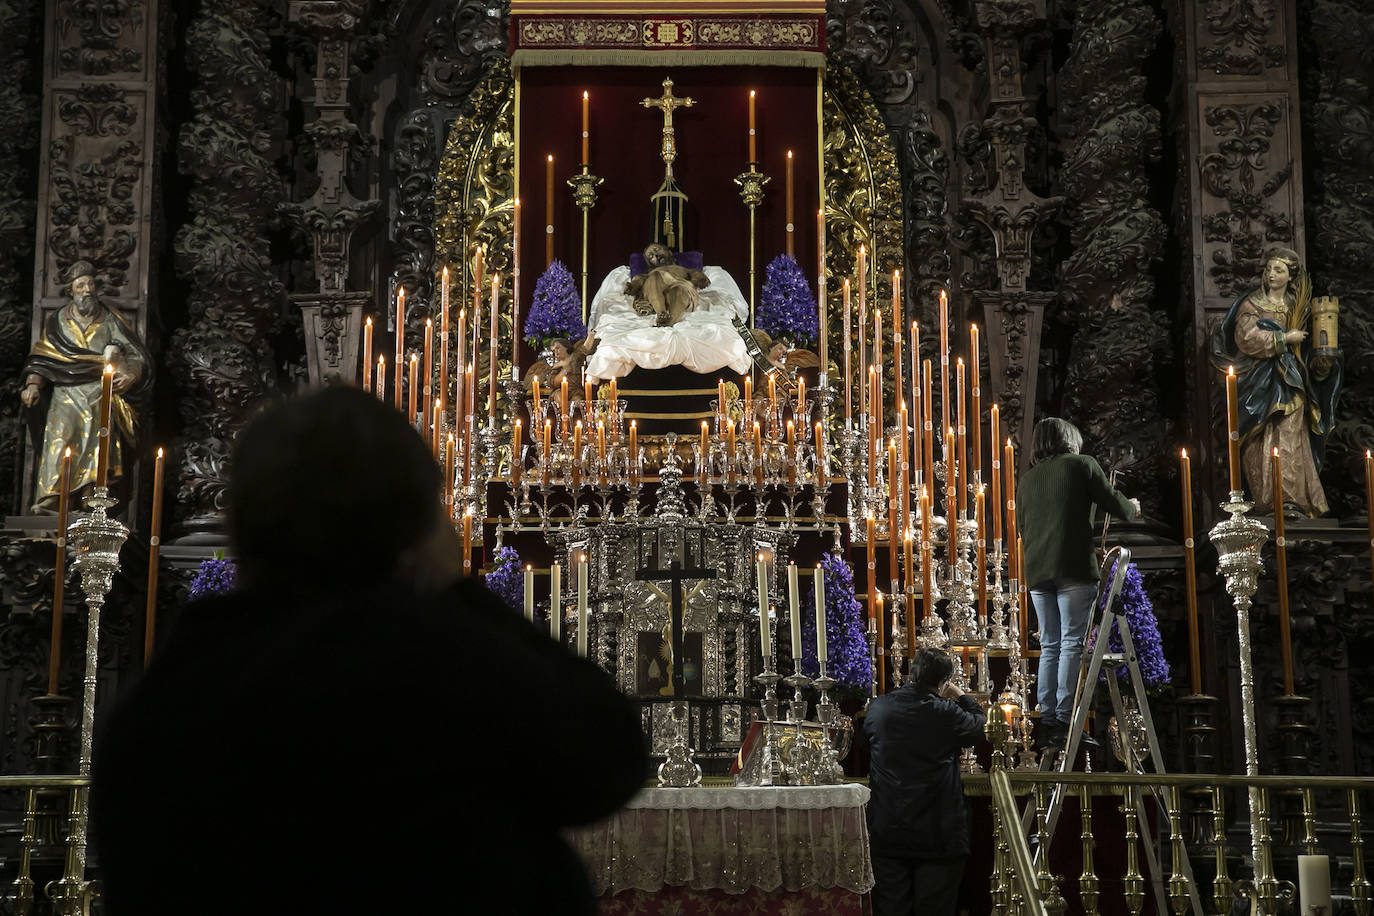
[569,784,873,914]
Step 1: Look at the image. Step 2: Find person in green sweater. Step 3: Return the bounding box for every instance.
[1018,418,1140,749]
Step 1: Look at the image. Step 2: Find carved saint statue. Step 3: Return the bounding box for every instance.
[20,261,151,513]
[523,331,599,393]
[624,243,710,328]
[1210,247,1342,517]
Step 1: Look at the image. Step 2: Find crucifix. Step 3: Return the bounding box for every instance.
[636,558,715,698]
[641,77,695,178]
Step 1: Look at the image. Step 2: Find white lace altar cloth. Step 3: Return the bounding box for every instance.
[569,784,874,895]
[584,265,754,380]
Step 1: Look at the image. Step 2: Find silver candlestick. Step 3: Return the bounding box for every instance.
[656,699,702,788]
[1209,489,1270,875]
[59,486,129,903]
[813,667,845,784]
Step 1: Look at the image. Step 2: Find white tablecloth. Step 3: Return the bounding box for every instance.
[570,784,875,895]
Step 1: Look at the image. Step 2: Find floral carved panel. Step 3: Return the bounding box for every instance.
[53,0,149,77]
[1196,0,1286,77]
[1195,94,1301,306]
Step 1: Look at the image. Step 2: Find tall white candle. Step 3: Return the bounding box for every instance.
[814,564,827,665]
[756,558,771,660]
[524,565,534,622]
[550,562,561,642]
[1298,855,1331,915]
[788,563,802,662]
[577,556,589,657]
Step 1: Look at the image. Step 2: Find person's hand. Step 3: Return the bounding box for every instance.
[19,382,40,407]
[939,680,964,700]
[1284,329,1307,346]
[1128,497,1141,518]
[111,368,135,394]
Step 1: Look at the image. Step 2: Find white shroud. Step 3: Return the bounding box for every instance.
[585,265,753,380]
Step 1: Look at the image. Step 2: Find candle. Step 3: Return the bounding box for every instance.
[137,445,163,667]
[542,420,552,486]
[858,245,867,418]
[818,210,827,376]
[970,324,981,480]
[511,419,523,487]
[888,438,899,583]
[920,487,933,627]
[796,375,806,421]
[728,421,738,485]
[577,555,588,657]
[441,268,450,417]
[975,485,987,625]
[939,289,950,452]
[1273,447,1293,695]
[550,562,561,641]
[531,377,541,428]
[629,421,639,484]
[786,420,796,485]
[956,357,967,515]
[945,427,956,535]
[362,317,373,392]
[1366,451,1374,598]
[1226,365,1242,493]
[422,318,434,440]
[461,512,472,574]
[545,155,554,265]
[875,591,885,692]
[814,565,827,666]
[1181,448,1201,695]
[910,322,920,475]
[873,308,883,422]
[843,279,852,420]
[899,402,911,542]
[767,371,777,418]
[581,90,590,164]
[583,375,593,409]
[376,355,385,403]
[814,421,826,488]
[470,264,482,418]
[95,363,114,487]
[572,421,583,487]
[432,398,441,461]
[597,419,606,461]
[991,404,1002,545]
[756,557,771,659]
[748,89,757,162]
[866,516,877,629]
[753,421,763,486]
[788,563,802,662]
[922,359,934,499]
[560,376,570,438]
[902,530,915,609]
[47,447,71,693]
[785,150,794,257]
[464,363,475,482]
[524,565,534,622]
[489,272,500,420]
[454,307,466,423]
[700,420,710,483]
[1005,438,1018,587]
[609,376,618,424]
[511,201,520,374]
[407,353,419,425]
[394,287,405,410]
[1298,855,1332,916]
[444,433,455,515]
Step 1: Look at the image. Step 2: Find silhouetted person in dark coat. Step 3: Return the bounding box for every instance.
[862,648,986,916]
[92,387,647,915]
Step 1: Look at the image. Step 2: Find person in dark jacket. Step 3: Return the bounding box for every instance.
[862,647,986,916]
[1017,417,1139,749]
[91,387,648,915]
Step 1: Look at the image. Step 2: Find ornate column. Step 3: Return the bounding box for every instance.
[961,1,1062,458]
[28,0,164,499]
[286,1,378,387]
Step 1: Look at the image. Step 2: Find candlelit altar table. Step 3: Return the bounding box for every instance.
[569,783,873,915]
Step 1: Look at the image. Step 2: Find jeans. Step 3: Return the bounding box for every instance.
[1031,578,1098,725]
[870,854,965,916]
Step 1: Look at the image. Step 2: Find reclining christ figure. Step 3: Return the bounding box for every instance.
[585,244,753,382]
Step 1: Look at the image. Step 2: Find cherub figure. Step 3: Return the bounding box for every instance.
[523,331,599,394]
[624,243,710,328]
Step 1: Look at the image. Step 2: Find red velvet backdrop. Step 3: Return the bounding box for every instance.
[518,66,820,337]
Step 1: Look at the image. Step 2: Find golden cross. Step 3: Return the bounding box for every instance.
[641,77,695,175]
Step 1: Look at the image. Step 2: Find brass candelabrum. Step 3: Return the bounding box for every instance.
[733,162,771,321]
[568,164,604,323]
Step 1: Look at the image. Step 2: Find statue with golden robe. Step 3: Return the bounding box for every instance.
[20,261,150,513]
[1210,247,1342,517]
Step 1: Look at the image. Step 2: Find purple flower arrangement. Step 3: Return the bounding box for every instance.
[798,552,873,694]
[758,254,818,348]
[188,554,237,601]
[1091,560,1171,688]
[523,260,586,350]
[483,545,523,613]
